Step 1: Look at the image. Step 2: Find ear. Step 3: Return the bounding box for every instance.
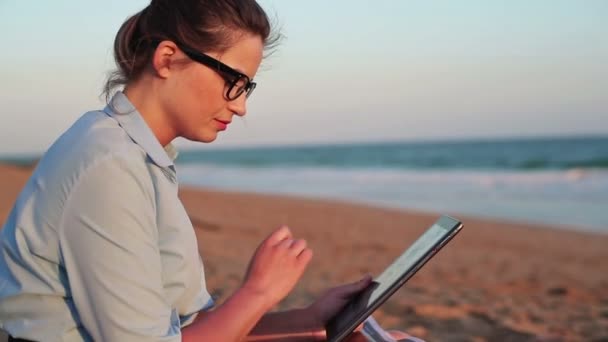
[151,40,179,79]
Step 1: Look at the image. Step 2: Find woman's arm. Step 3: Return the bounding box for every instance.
[59,156,186,341]
[183,226,314,341]
[184,276,375,341]
[181,286,272,341]
[183,303,324,342]
[245,308,325,341]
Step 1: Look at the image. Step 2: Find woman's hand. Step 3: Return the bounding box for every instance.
[306,275,373,328]
[241,226,313,309]
[306,278,416,341]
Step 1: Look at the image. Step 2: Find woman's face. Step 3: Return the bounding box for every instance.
[160,34,264,143]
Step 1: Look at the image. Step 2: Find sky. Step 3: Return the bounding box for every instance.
[0,0,606,155]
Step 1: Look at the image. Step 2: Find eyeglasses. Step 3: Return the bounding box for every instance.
[177,43,257,101]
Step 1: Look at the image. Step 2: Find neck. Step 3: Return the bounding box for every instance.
[123,80,177,147]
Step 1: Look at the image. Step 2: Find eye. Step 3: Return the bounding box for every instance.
[234,76,247,88]
[227,76,249,100]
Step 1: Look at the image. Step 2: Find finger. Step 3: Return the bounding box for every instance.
[296,248,313,265]
[386,330,413,340]
[288,239,307,256]
[267,225,293,246]
[278,238,295,249]
[355,274,373,286]
[349,275,373,288]
[335,276,373,296]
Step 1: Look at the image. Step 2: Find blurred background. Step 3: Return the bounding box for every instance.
[2,0,606,232]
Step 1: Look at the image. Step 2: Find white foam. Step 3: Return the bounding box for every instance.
[177,164,608,232]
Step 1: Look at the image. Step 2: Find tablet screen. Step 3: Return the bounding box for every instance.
[326,216,462,341]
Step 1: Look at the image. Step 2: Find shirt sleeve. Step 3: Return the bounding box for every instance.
[58,154,181,342]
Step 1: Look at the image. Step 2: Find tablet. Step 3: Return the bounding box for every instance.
[325,215,463,342]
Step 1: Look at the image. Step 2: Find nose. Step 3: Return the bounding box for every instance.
[227,93,247,117]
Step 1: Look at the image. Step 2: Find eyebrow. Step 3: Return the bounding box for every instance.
[177,42,254,80]
[214,52,250,78]
[233,67,248,77]
[231,66,254,80]
[212,54,251,79]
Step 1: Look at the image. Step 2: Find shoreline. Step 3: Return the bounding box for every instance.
[178,183,607,236]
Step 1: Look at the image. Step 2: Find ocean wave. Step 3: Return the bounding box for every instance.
[176,156,608,170]
[176,137,608,171]
[178,164,608,183]
[176,164,608,231]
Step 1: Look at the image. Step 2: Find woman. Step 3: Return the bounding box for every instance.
[0,0,413,341]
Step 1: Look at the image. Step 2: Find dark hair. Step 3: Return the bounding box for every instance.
[103,0,281,100]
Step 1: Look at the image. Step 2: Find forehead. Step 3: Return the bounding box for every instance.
[214,34,264,79]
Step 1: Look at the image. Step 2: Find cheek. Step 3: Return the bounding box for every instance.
[175,69,226,121]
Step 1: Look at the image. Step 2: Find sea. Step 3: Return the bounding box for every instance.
[2,136,605,233]
[174,136,608,234]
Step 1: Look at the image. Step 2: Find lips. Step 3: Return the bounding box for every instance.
[214,119,230,131]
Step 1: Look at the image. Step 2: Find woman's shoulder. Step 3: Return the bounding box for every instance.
[60,110,145,158]
[33,110,152,192]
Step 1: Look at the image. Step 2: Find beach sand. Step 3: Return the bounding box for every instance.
[1,164,607,341]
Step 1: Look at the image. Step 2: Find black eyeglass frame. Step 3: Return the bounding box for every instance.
[176,43,257,101]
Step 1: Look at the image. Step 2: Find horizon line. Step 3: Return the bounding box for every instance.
[1,132,606,161]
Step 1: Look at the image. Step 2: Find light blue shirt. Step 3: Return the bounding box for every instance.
[0,92,214,341]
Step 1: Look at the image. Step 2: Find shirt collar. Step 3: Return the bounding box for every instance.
[103,91,178,169]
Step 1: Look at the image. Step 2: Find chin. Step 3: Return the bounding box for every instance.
[182,127,220,144]
[193,132,219,143]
